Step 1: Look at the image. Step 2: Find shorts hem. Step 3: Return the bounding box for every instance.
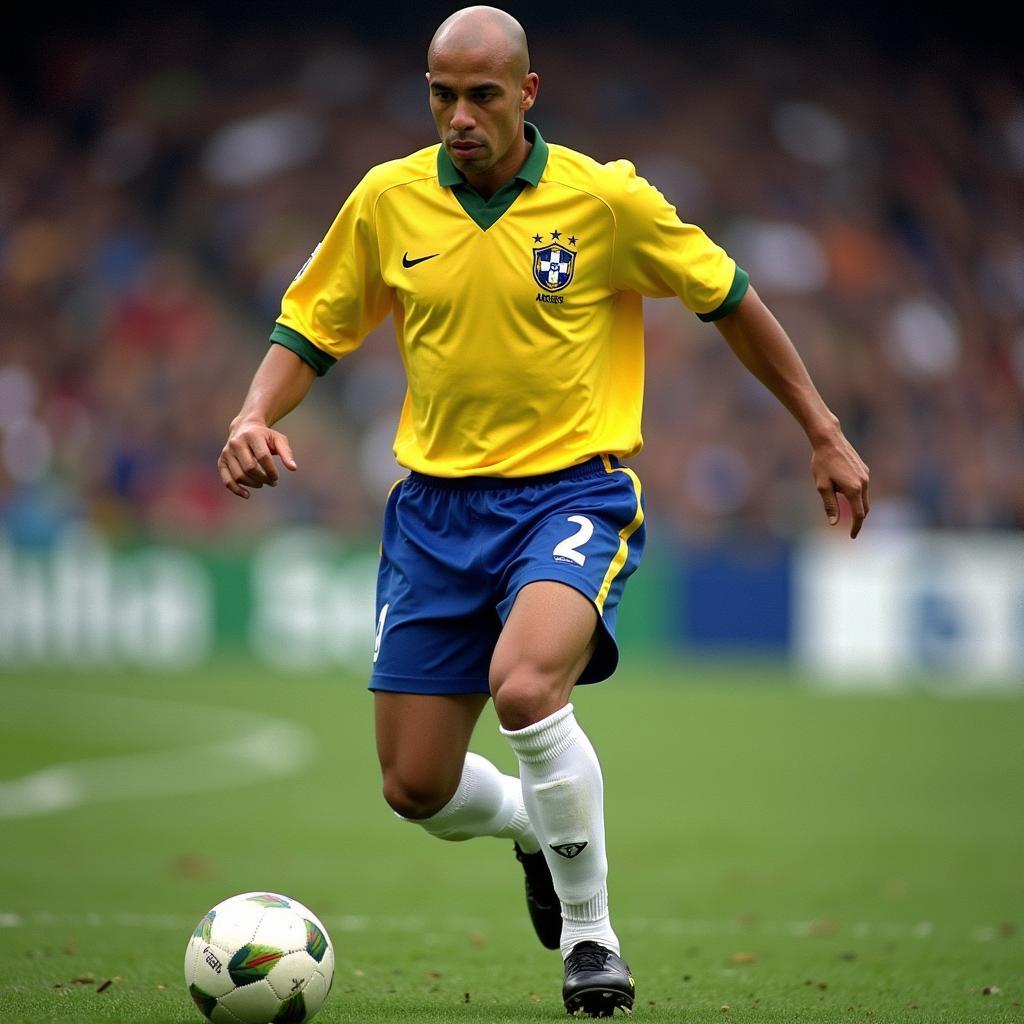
[501,569,602,619]
[369,673,490,696]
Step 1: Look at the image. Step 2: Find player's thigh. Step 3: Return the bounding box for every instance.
[489,580,599,730]
[374,691,490,818]
[488,461,646,723]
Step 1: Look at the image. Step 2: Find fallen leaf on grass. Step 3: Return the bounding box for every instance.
[731,952,757,965]
[170,853,216,881]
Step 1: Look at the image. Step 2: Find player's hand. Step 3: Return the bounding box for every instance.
[218,419,298,499]
[810,432,870,538]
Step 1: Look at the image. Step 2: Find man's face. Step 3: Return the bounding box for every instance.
[426,45,537,185]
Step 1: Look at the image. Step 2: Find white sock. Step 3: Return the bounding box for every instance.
[501,704,619,958]
[405,752,539,851]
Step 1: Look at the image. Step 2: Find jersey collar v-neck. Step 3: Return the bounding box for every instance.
[436,122,548,231]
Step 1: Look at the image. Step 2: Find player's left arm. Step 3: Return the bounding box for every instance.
[714,285,870,538]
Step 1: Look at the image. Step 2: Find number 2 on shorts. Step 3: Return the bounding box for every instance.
[552,514,594,566]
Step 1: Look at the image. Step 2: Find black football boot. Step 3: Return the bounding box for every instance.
[562,940,635,1017]
[513,842,562,950]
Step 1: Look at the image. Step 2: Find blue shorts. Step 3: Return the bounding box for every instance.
[369,455,646,695]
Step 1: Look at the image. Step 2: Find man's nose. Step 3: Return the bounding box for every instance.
[450,99,474,130]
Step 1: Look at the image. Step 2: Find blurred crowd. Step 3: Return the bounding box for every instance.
[2,15,1022,548]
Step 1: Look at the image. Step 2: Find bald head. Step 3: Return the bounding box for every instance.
[428,6,530,80]
[425,7,539,196]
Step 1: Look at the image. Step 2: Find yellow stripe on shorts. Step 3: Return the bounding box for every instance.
[595,456,644,613]
[379,476,407,556]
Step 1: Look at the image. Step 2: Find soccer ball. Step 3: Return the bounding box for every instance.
[184,892,335,1023]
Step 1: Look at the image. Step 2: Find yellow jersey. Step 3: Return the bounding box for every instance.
[272,123,747,477]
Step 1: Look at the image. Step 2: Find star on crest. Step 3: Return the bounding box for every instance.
[533,233,543,243]
[550,229,561,240]
[568,235,577,246]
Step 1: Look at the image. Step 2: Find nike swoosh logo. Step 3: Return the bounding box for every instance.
[402,252,440,268]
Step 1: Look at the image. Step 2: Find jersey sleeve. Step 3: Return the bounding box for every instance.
[607,160,748,321]
[270,171,392,375]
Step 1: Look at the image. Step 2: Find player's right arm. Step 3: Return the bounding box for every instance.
[221,166,394,499]
[218,345,315,499]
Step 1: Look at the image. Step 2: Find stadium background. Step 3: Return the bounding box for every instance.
[2,0,1022,680]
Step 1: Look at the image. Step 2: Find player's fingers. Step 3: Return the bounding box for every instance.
[241,434,278,485]
[218,453,250,499]
[258,460,278,485]
[817,482,840,527]
[844,459,870,538]
[846,489,867,539]
[228,438,270,486]
[224,449,265,490]
[270,432,298,472]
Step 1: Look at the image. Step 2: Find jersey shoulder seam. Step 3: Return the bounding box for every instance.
[368,163,440,283]
[539,172,619,292]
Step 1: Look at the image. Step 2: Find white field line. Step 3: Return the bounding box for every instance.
[0,911,1004,942]
[0,688,314,820]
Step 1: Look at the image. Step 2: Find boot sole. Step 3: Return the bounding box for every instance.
[564,985,635,1017]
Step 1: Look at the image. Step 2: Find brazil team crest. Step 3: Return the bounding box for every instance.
[533,243,576,292]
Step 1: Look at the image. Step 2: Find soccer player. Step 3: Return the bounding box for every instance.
[218,6,870,1016]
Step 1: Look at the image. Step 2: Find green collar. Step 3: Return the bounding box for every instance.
[435,123,547,231]
[437,121,548,187]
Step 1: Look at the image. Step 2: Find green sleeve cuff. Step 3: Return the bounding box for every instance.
[270,324,337,376]
[697,265,750,323]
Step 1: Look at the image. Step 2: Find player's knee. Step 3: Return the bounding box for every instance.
[381,773,453,821]
[491,668,562,731]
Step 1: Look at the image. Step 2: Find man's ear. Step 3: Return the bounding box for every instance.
[521,72,540,110]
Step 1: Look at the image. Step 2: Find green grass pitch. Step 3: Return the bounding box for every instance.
[1,660,1021,1023]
